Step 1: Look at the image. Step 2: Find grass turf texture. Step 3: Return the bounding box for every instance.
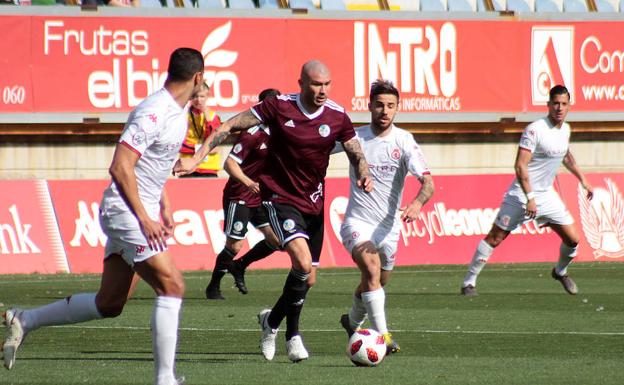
[1,262,623,385]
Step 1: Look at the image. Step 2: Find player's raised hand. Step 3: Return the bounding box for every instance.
[172,158,198,176]
[357,176,374,193]
[583,182,594,201]
[247,181,261,195]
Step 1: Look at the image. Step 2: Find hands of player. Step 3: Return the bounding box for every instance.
[356,176,374,193]
[582,182,594,201]
[172,158,198,176]
[400,201,422,223]
[246,181,260,195]
[525,198,537,219]
[139,218,170,252]
[161,208,175,239]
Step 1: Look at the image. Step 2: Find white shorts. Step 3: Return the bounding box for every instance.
[100,211,164,266]
[495,190,574,231]
[340,218,399,271]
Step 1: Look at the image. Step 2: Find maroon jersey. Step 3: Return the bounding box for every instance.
[251,93,355,215]
[222,125,270,207]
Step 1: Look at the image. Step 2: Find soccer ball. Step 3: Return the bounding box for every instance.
[346,329,387,367]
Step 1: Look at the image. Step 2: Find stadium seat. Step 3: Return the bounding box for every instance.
[343,0,381,10]
[229,0,255,7]
[141,0,163,5]
[197,0,225,6]
[259,0,279,7]
[594,0,618,10]
[388,0,420,9]
[289,0,315,8]
[490,0,506,9]
[320,0,346,8]
[535,0,562,10]
[181,0,195,6]
[507,0,533,11]
[448,0,476,10]
[562,0,587,11]
[420,0,447,10]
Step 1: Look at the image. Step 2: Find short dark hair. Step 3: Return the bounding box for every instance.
[549,85,570,101]
[167,48,204,82]
[370,79,399,102]
[259,88,281,102]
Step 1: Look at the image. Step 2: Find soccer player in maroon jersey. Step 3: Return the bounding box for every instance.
[175,60,373,362]
[206,88,282,300]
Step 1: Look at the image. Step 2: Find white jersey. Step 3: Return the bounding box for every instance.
[507,117,570,202]
[101,88,188,220]
[343,124,430,230]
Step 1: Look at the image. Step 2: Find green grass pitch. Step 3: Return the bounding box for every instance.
[1,262,623,385]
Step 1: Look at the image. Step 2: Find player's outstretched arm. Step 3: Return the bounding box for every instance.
[563,150,593,200]
[173,110,261,176]
[401,174,434,223]
[224,157,260,195]
[342,137,373,192]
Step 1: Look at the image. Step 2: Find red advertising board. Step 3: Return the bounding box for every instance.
[0,180,68,274]
[2,174,622,275]
[1,16,623,115]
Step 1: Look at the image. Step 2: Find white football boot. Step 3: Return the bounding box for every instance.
[257,309,278,360]
[3,308,26,370]
[286,335,309,363]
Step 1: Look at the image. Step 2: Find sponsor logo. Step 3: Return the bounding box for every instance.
[283,219,296,232]
[318,124,331,137]
[578,178,624,259]
[259,143,267,150]
[285,120,295,128]
[201,21,240,108]
[131,128,146,146]
[352,21,460,112]
[233,221,244,232]
[531,26,575,105]
[0,204,41,254]
[233,143,243,154]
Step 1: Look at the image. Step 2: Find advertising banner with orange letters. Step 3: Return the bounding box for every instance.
[1,16,623,115]
[2,174,622,275]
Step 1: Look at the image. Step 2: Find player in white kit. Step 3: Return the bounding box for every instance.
[2,48,205,385]
[339,80,434,354]
[461,85,594,296]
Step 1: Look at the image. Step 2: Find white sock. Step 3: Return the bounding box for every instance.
[152,296,182,385]
[20,293,102,332]
[348,293,367,330]
[361,288,387,335]
[463,240,494,287]
[555,243,578,276]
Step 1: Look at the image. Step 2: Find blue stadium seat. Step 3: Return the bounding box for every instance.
[490,0,506,9]
[141,0,163,6]
[182,0,196,6]
[388,0,420,9]
[420,0,446,10]
[197,0,225,7]
[594,0,618,10]
[448,0,475,10]
[290,0,315,8]
[259,0,279,7]
[535,0,561,10]
[562,0,587,11]
[507,0,533,11]
[229,0,255,7]
[320,0,346,9]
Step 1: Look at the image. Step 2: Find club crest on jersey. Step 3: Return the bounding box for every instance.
[131,127,146,146]
[352,231,360,239]
[233,221,244,232]
[283,219,296,232]
[391,148,401,160]
[318,124,331,138]
[233,143,243,154]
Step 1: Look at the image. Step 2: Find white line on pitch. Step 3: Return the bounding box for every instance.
[50,325,624,336]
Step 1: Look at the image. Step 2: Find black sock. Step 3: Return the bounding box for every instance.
[208,247,236,288]
[238,240,277,269]
[266,269,309,340]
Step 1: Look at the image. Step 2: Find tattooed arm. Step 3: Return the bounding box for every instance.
[173,110,261,176]
[342,137,373,192]
[400,174,434,223]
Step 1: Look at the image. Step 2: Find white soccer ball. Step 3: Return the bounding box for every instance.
[346,329,387,367]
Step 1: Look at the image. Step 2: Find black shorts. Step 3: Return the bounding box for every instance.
[262,201,324,265]
[223,200,270,240]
